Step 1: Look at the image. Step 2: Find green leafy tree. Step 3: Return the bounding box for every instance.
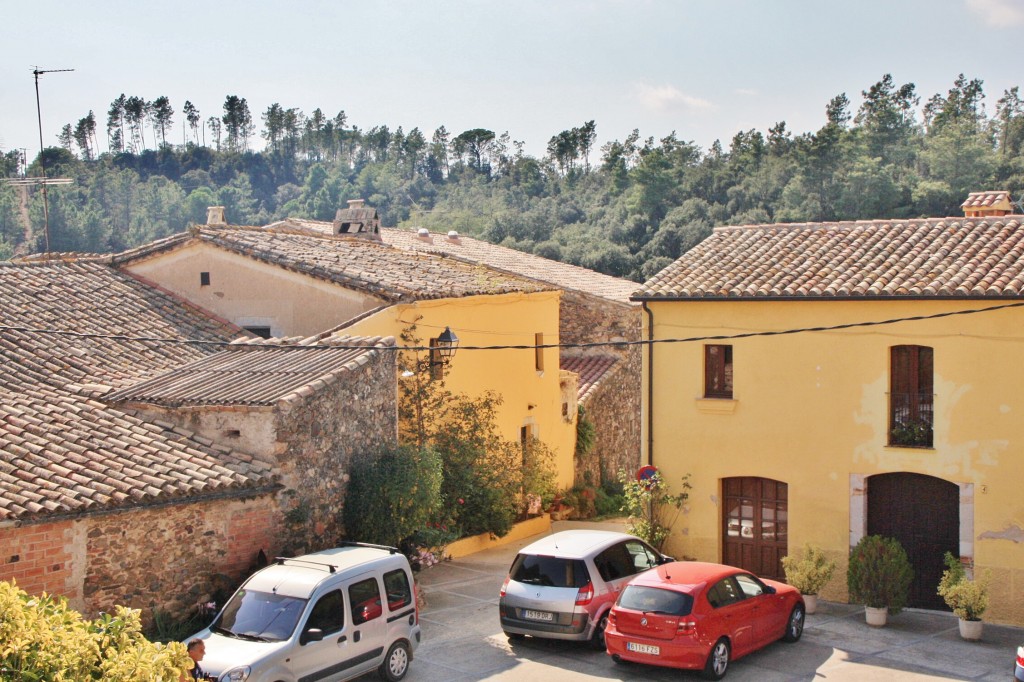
[182,100,201,144]
[221,95,253,152]
[617,470,691,552]
[343,444,443,546]
[148,96,174,148]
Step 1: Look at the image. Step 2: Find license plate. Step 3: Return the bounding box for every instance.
[626,642,660,655]
[523,609,553,622]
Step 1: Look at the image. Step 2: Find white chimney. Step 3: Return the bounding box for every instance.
[206,206,226,226]
[347,198,365,209]
[447,230,460,242]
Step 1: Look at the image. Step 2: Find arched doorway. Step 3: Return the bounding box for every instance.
[867,473,958,610]
[722,477,788,580]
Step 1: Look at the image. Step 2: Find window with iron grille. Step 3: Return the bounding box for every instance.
[704,344,733,398]
[889,345,934,447]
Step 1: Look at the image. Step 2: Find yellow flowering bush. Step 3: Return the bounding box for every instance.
[0,580,190,680]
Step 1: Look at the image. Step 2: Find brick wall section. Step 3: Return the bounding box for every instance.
[273,348,398,553]
[560,293,642,487]
[0,521,77,599]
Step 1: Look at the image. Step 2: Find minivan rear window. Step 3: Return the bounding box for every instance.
[510,554,590,588]
[617,585,694,616]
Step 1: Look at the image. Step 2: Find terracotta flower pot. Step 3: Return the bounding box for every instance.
[865,606,887,627]
[802,594,818,614]
[958,618,983,641]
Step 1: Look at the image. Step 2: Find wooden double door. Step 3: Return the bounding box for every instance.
[867,472,959,610]
[722,477,788,580]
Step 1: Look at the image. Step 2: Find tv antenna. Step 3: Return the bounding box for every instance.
[15,66,75,253]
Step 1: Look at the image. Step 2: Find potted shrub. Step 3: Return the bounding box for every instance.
[781,544,836,614]
[847,535,913,626]
[937,552,990,641]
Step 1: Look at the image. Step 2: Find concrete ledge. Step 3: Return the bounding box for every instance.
[446,514,551,559]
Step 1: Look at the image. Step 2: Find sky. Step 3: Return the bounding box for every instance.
[2,0,1023,162]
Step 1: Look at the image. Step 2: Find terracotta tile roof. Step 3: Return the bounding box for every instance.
[381,227,640,304]
[107,336,395,408]
[961,191,1011,209]
[266,218,639,303]
[1,260,244,389]
[116,226,548,301]
[634,216,1024,300]
[560,353,621,403]
[1,260,277,523]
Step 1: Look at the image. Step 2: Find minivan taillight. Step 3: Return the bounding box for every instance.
[676,617,697,636]
[1017,646,1024,667]
[575,581,594,606]
[500,576,510,598]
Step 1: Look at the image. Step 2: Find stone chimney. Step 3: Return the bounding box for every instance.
[332,199,381,241]
[206,206,227,226]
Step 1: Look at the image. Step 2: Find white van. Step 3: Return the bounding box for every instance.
[188,543,421,682]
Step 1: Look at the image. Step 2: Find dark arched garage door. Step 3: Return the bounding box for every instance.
[722,477,788,580]
[867,472,959,610]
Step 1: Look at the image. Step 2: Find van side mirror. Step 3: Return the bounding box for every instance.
[300,628,324,645]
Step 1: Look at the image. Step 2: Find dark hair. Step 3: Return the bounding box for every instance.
[187,638,205,651]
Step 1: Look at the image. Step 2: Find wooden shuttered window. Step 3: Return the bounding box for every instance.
[704,344,733,398]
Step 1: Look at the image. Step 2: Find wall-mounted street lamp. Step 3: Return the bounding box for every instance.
[434,326,459,364]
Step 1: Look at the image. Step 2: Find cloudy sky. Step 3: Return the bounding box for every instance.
[2,0,1022,160]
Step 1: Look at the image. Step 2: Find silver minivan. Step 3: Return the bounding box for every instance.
[499,530,669,648]
[188,544,420,682]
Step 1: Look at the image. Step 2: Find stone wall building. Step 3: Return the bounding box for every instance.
[0,259,397,623]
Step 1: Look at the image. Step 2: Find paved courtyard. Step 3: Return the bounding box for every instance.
[391,520,1022,681]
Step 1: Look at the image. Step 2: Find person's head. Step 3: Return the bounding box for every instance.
[187,638,205,662]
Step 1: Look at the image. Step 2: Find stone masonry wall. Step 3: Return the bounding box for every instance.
[273,348,397,553]
[82,495,282,624]
[574,355,643,487]
[560,293,642,487]
[1,493,280,625]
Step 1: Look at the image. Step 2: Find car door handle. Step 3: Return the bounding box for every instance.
[337,635,347,644]
[354,630,361,643]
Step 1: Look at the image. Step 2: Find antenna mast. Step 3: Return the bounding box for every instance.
[32,66,75,253]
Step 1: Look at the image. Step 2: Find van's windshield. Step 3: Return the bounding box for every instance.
[212,589,308,642]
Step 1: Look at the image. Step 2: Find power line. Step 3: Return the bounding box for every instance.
[3,300,1023,352]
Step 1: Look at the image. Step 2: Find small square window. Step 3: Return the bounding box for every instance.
[243,326,271,339]
[200,272,210,286]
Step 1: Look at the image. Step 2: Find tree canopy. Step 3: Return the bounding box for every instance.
[3,75,1022,281]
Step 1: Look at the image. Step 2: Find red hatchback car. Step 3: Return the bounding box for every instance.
[605,561,804,680]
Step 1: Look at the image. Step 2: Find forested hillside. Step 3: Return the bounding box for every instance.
[2,74,1022,281]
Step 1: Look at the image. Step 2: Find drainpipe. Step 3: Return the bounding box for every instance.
[642,302,655,467]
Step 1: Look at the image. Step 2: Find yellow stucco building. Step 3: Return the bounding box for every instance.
[114,209,576,488]
[634,215,1024,625]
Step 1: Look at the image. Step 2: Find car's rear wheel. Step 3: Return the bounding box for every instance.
[590,612,609,650]
[378,640,410,681]
[702,637,730,680]
[783,603,805,642]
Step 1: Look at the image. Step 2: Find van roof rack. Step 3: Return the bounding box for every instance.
[340,541,401,554]
[273,557,338,573]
